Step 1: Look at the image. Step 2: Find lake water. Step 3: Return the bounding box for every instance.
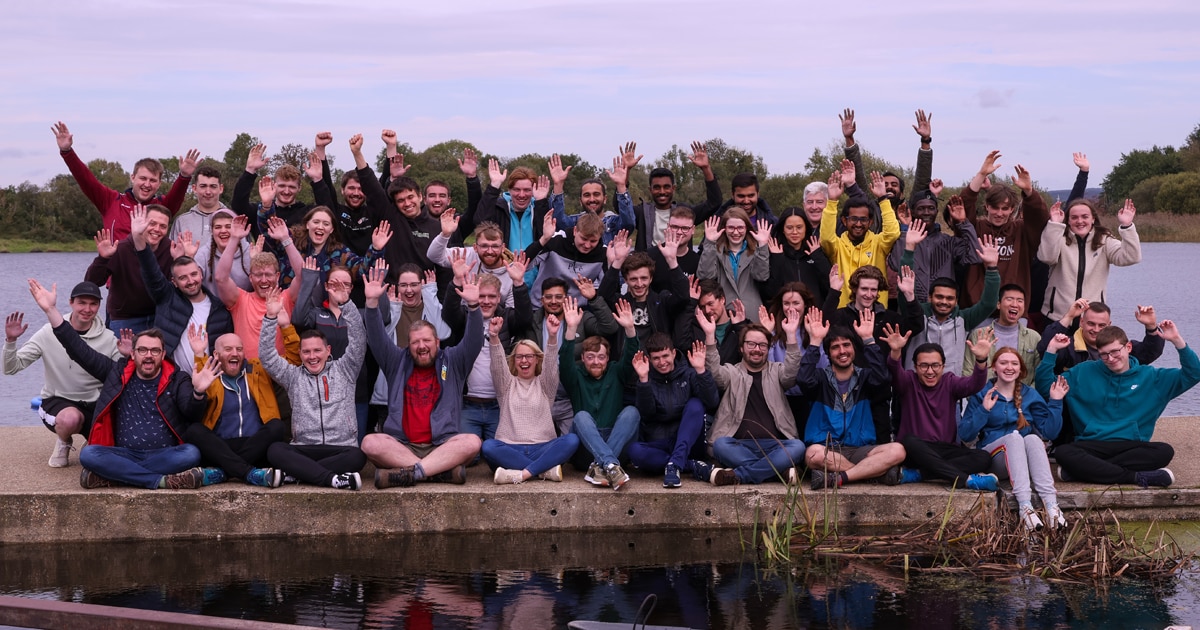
[0,245,1197,424]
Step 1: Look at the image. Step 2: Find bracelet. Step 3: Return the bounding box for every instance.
[921,136,932,144]
[281,238,293,248]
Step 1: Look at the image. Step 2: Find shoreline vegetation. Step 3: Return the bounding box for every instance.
[2,212,1199,253]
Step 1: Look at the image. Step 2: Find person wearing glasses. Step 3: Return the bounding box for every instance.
[819,161,901,309]
[648,206,701,294]
[30,279,216,490]
[428,219,520,308]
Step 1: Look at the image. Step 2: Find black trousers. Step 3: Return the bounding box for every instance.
[184,419,289,480]
[267,443,367,486]
[1054,440,1174,484]
[901,436,992,484]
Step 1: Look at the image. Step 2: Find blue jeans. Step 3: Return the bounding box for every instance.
[108,315,155,337]
[79,443,201,489]
[713,437,805,484]
[461,400,501,443]
[628,398,706,473]
[571,407,640,467]
[481,434,580,477]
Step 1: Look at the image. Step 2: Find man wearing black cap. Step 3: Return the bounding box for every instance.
[4,281,123,468]
[887,183,981,304]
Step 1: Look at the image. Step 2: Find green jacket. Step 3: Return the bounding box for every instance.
[559,335,638,429]
[963,319,1041,386]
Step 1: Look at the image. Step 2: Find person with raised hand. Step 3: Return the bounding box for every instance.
[763,205,833,307]
[482,312,579,485]
[428,205,518,307]
[473,158,552,254]
[231,142,318,236]
[800,306,905,489]
[86,203,176,336]
[1037,197,1141,323]
[633,140,724,252]
[820,160,902,308]
[305,132,385,257]
[560,296,641,490]
[362,267,484,489]
[962,283,1042,384]
[52,121,196,240]
[962,348,1068,531]
[839,109,935,232]
[548,153,636,246]
[888,180,981,304]
[193,208,254,295]
[30,278,211,490]
[215,215,304,360]
[524,204,609,308]
[596,226,692,349]
[697,211,772,321]
[1036,320,1200,489]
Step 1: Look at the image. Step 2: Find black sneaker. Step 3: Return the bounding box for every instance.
[1134,468,1174,489]
[331,472,362,491]
[79,467,112,489]
[375,467,415,489]
[810,471,840,491]
[430,465,467,485]
[881,465,902,486]
[663,463,682,488]
[689,459,715,483]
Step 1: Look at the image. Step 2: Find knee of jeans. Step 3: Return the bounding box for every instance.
[79,445,101,467]
[783,440,807,459]
[562,433,581,450]
[617,406,641,423]
[180,444,201,463]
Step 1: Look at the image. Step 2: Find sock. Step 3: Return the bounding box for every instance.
[157,476,167,489]
[837,471,849,487]
[413,463,427,481]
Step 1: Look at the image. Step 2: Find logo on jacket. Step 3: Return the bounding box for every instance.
[1131,384,1139,390]
[440,366,447,381]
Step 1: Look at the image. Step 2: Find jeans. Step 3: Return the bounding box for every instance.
[461,400,501,444]
[79,443,201,489]
[628,398,706,473]
[572,407,640,467]
[481,434,580,477]
[712,437,805,484]
[108,315,155,337]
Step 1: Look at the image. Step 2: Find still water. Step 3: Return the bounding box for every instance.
[0,244,1197,422]
[2,531,1198,629]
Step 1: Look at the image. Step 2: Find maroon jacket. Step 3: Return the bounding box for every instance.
[61,149,190,241]
[84,238,173,320]
[960,187,1048,306]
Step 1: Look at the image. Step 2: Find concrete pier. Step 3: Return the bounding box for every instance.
[1,418,1197,544]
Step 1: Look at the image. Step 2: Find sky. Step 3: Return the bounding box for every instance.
[3,0,1199,192]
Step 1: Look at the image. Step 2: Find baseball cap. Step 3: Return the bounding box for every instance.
[70,281,103,301]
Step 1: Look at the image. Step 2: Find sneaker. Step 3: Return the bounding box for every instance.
[431,465,468,484]
[1135,468,1175,489]
[787,467,799,485]
[282,473,299,485]
[1056,465,1074,483]
[881,465,902,486]
[965,473,999,492]
[811,471,841,491]
[79,467,112,489]
[245,468,283,488]
[375,467,416,489]
[1020,505,1044,531]
[899,467,923,485]
[48,439,73,468]
[663,463,682,488]
[493,467,525,485]
[605,463,631,490]
[1046,504,1068,530]
[538,465,563,482]
[584,462,609,487]
[689,460,715,484]
[163,468,204,490]
[200,467,227,486]
[330,472,362,490]
[711,468,738,486]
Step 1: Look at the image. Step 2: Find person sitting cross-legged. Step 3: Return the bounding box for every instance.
[691,304,806,486]
[626,335,719,488]
[29,279,212,490]
[481,315,580,484]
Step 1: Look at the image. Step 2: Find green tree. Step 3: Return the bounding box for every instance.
[1128,174,1169,214]
[1153,171,1200,215]
[1101,146,1181,203]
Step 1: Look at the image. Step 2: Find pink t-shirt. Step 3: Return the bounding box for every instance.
[230,290,295,360]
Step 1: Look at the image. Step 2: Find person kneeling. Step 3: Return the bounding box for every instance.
[481,317,579,483]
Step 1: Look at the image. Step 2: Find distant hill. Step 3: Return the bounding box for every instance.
[1045,187,1103,202]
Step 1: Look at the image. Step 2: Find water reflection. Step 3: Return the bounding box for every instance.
[0,532,1193,628]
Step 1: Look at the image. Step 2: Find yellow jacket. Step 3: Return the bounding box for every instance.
[194,356,283,430]
[820,198,901,307]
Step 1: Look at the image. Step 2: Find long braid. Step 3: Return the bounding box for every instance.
[1013,384,1028,431]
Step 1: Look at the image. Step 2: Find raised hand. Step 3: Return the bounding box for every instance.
[781,308,800,341]
[448,248,472,282]
[265,216,290,243]
[506,252,528,284]
[606,229,631,267]
[869,171,886,199]
[532,175,550,201]
[5,312,27,342]
[1012,164,1032,194]
[94,228,117,258]
[1158,320,1185,347]
[912,109,932,139]
[854,308,875,341]
[348,133,364,155]
[804,306,828,345]
[389,154,409,179]
[688,141,710,170]
[978,150,1002,177]
[1065,298,1089,322]
[372,219,393,250]
[757,305,775,332]
[258,175,276,209]
[897,265,916,300]
[966,327,996,360]
[423,269,438,287]
[231,215,252,242]
[187,323,208,358]
[52,121,73,152]
[826,169,844,201]
[1049,201,1064,224]
[947,195,967,224]
[303,151,323,181]
[487,158,507,188]
[178,230,198,257]
[246,144,267,174]
[1117,199,1137,227]
[574,275,597,301]
[805,234,821,255]
[658,229,682,265]
[752,219,772,247]
[363,260,388,304]
[542,211,558,242]
[895,201,911,227]
[548,154,572,187]
[179,149,200,177]
[191,355,221,392]
[688,275,702,300]
[613,299,636,331]
[130,204,149,241]
[981,387,1001,412]
[687,340,706,372]
[929,178,943,198]
[302,256,319,272]
[458,148,478,178]
[563,296,584,330]
[839,159,856,188]
[380,129,398,148]
[1046,332,1071,354]
[828,263,844,293]
[977,234,1000,267]
[314,132,333,149]
[264,286,283,319]
[906,219,928,249]
[767,237,784,255]
[694,305,716,337]
[703,216,724,243]
[1049,376,1070,400]
[1135,305,1158,330]
[605,156,628,190]
[546,313,562,338]
[882,323,911,353]
[117,328,133,357]
[456,274,481,306]
[631,351,650,381]
[621,141,643,170]
[440,209,460,237]
[487,316,504,339]
[1072,152,1089,173]
[839,108,856,140]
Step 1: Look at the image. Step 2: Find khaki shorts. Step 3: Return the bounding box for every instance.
[831,444,878,465]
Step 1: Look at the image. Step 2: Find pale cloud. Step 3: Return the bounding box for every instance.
[975,89,1016,109]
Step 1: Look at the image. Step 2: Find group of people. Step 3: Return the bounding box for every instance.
[5,112,1196,532]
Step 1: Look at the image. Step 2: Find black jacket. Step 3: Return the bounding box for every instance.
[136,246,233,358]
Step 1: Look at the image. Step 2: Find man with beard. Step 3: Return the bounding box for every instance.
[631,141,723,252]
[5,281,121,468]
[690,307,804,486]
[548,153,636,245]
[31,280,215,490]
[429,216,520,308]
[132,205,232,374]
[86,204,175,335]
[708,172,778,227]
[362,272,484,489]
[215,216,305,360]
[679,279,747,366]
[820,162,900,308]
[181,327,289,488]
[52,121,198,240]
[962,284,1042,385]
[170,165,227,243]
[888,187,981,304]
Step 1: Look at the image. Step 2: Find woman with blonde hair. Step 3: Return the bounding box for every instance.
[960,347,1070,531]
[480,313,579,484]
[697,208,772,320]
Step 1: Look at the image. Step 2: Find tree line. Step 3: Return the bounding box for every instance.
[1102,124,1200,215]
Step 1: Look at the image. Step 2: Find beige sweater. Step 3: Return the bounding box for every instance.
[490,338,560,444]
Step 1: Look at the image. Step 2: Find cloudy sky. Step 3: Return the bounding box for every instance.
[3,0,1199,192]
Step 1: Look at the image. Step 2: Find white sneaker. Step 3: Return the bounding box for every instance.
[494,467,525,485]
[48,439,73,468]
[1021,505,1044,532]
[1046,505,1068,529]
[538,465,563,482]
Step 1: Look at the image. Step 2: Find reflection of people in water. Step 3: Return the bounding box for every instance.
[364,577,484,628]
[711,562,799,629]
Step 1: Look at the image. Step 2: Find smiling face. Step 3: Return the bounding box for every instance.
[1097,339,1132,374]
[913,350,945,388]
[342,178,365,208]
[580,182,607,214]
[724,217,747,247]
[424,184,451,217]
[211,216,233,250]
[912,199,937,225]
[1068,203,1095,238]
[882,175,902,200]
[130,167,161,204]
[624,267,652,301]
[997,289,1026,326]
[69,296,100,330]
[299,336,331,375]
[408,325,440,368]
[541,285,566,315]
[741,329,769,371]
[509,179,534,211]
[132,334,165,379]
[392,188,423,219]
[213,333,245,377]
[842,206,871,241]
[853,278,880,311]
[172,261,204,299]
[512,342,541,379]
[985,200,1015,228]
[828,337,856,370]
[306,210,335,248]
[474,235,504,268]
[193,173,224,211]
[582,345,609,379]
[698,293,727,324]
[650,176,675,209]
[991,350,1023,386]
[274,178,300,206]
[324,269,352,306]
[143,209,170,246]
[478,283,501,318]
[648,347,675,375]
[1080,309,1110,347]
[396,272,423,307]
[782,215,807,248]
[929,285,958,319]
[732,185,758,214]
[249,264,280,298]
[803,192,827,226]
[780,290,806,316]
